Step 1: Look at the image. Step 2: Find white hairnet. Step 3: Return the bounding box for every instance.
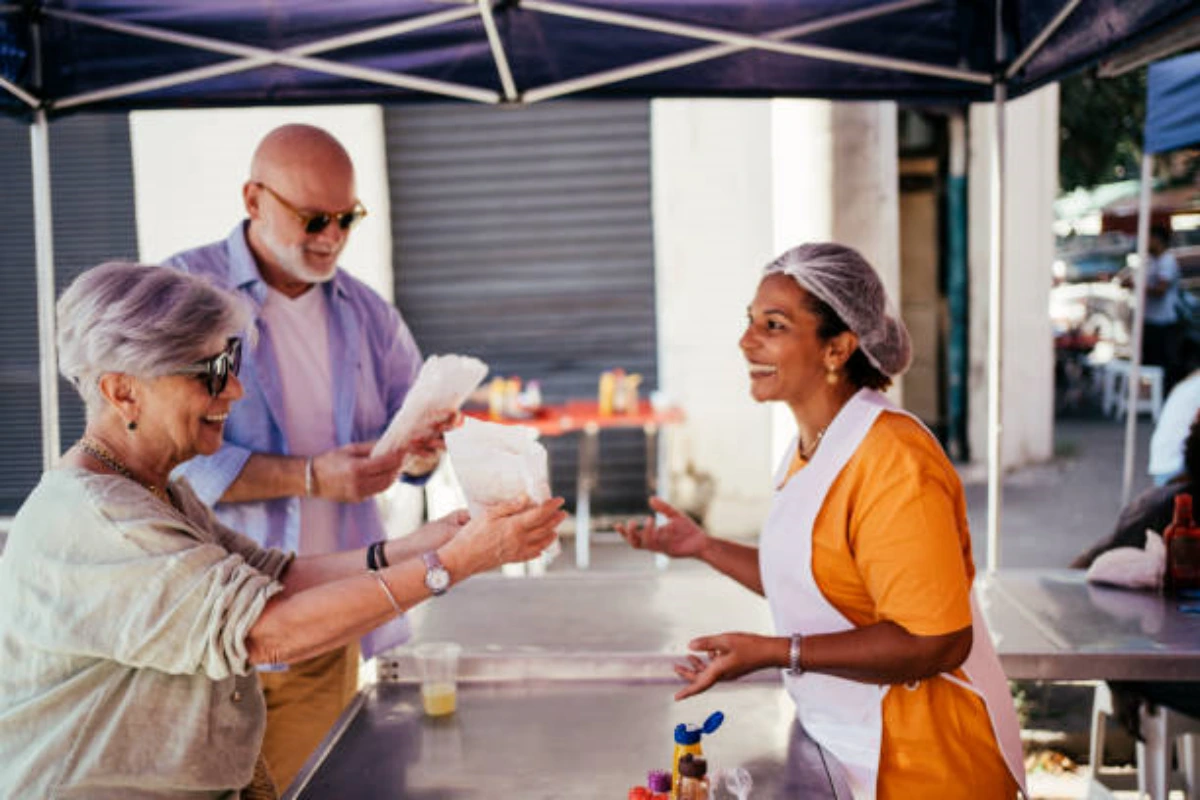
[763,243,912,377]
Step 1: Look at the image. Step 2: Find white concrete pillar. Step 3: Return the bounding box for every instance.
[967,85,1058,468]
[653,99,899,538]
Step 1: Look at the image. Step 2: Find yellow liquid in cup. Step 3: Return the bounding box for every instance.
[422,683,457,717]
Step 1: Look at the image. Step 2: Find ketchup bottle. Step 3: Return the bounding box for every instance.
[1164,493,1200,595]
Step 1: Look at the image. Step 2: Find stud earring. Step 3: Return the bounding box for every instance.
[826,368,839,385]
[127,420,138,431]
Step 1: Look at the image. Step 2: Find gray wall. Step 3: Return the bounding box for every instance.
[384,102,658,513]
[0,114,138,515]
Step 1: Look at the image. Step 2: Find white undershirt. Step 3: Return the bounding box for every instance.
[260,285,340,555]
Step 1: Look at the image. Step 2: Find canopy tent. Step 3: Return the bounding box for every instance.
[1122,48,1200,504]
[3,1,1199,570]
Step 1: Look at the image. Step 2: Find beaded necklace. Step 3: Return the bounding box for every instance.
[77,437,171,505]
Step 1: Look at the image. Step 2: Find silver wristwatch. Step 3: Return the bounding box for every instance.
[422,551,451,596]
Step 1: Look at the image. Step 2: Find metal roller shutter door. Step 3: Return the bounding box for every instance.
[385,101,657,514]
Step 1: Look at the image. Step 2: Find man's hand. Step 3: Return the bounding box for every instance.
[311,442,406,503]
[400,411,460,478]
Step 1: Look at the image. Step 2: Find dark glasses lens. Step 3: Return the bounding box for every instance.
[303,209,366,235]
[186,338,242,397]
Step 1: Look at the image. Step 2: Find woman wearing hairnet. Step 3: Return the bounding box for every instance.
[617,244,1025,798]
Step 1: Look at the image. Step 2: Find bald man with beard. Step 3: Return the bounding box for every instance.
[167,124,448,789]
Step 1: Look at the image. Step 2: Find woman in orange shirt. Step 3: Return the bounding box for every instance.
[617,243,1025,799]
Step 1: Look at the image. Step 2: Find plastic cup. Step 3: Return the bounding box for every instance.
[414,642,461,717]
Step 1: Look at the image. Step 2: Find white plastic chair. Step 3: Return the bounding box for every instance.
[1090,682,1200,799]
[1102,359,1165,421]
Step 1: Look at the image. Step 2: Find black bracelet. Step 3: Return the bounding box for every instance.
[366,540,390,572]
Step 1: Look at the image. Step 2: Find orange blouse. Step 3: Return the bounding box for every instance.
[783,412,1018,799]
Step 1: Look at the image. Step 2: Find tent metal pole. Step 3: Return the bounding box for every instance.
[0,75,39,107]
[1121,153,1155,505]
[1005,0,1084,79]
[522,0,991,85]
[478,0,518,101]
[31,109,60,472]
[525,0,936,102]
[985,1,1007,573]
[52,7,481,110]
[46,8,499,107]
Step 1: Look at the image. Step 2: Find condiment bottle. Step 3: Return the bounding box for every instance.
[598,370,616,416]
[671,711,723,798]
[1165,492,1200,594]
[677,754,710,800]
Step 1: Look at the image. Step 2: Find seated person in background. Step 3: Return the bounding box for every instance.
[1074,411,1200,569]
[1149,370,1200,486]
[1072,412,1200,735]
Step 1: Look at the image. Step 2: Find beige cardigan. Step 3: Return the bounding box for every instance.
[0,468,292,798]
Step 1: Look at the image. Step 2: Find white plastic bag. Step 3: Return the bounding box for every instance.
[444,417,550,518]
[371,355,488,458]
[1085,529,1166,590]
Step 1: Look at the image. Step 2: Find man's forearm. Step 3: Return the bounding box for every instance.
[220,452,307,503]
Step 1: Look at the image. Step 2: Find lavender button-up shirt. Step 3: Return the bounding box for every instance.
[167,223,423,656]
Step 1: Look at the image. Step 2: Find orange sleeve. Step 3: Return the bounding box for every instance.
[847,419,973,637]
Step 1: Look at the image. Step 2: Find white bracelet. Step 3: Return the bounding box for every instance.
[787,633,804,676]
[303,457,314,497]
[371,570,403,618]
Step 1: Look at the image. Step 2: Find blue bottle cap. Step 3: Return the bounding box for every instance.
[674,711,725,744]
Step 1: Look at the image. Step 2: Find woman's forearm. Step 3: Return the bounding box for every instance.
[247,558,431,665]
[698,537,764,595]
[800,621,973,685]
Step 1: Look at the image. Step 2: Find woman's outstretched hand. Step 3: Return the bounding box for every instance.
[614,497,709,559]
[449,496,566,575]
[673,632,778,701]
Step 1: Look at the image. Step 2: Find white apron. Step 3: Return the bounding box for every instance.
[759,389,1026,799]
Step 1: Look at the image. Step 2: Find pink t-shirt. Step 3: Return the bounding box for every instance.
[260,286,340,555]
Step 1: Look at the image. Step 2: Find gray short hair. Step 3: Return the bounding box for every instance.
[57,262,253,415]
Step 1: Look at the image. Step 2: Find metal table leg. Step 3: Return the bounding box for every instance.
[575,424,599,570]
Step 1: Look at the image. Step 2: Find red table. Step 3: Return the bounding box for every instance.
[465,400,686,568]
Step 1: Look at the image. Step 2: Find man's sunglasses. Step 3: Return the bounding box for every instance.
[254,181,368,236]
[176,338,242,397]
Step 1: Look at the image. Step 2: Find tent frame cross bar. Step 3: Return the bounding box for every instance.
[478,0,518,101]
[522,0,992,86]
[0,74,39,108]
[44,7,500,109]
[523,0,936,103]
[1005,0,1085,79]
[53,6,484,111]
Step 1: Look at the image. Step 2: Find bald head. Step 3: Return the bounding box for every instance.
[250,124,355,193]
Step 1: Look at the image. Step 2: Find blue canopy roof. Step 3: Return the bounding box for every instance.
[1,1,1198,118]
[1145,49,1200,155]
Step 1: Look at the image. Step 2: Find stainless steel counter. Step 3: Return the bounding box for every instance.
[287,682,845,799]
[286,567,1200,796]
[977,569,1200,680]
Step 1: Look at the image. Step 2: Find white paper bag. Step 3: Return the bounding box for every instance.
[444,417,550,519]
[1085,529,1166,590]
[371,354,488,458]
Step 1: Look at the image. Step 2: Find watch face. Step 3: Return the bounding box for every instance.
[426,566,451,594]
[423,552,451,595]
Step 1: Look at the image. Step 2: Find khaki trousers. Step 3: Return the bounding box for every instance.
[259,642,361,791]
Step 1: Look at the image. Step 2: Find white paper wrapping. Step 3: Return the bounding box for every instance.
[445,417,550,519]
[371,354,488,458]
[1085,530,1166,590]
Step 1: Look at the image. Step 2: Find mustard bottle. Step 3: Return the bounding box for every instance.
[671,711,723,797]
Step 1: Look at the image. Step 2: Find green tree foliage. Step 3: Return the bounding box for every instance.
[1059,68,1146,192]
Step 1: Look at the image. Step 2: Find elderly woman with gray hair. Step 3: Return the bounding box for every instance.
[617,244,1026,799]
[0,262,564,799]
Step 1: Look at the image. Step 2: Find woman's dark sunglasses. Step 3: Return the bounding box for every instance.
[254,181,368,236]
[176,338,242,397]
